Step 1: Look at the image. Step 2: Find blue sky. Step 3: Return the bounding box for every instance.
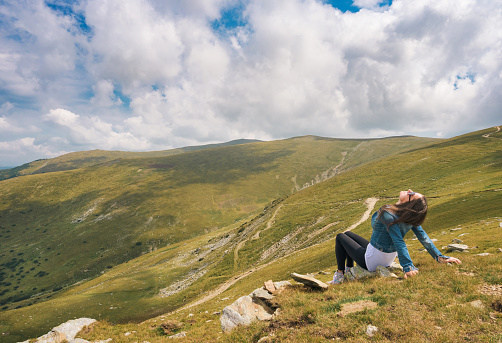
[0,0,501,166]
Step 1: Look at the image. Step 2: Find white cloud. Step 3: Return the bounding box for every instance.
[91,80,123,107]
[1,0,502,166]
[44,108,150,150]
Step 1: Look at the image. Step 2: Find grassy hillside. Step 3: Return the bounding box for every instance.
[0,139,261,181]
[0,135,435,317]
[0,126,499,342]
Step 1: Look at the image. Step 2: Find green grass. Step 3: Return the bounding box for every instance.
[0,127,500,342]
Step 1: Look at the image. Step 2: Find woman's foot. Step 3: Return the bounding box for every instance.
[329,271,344,284]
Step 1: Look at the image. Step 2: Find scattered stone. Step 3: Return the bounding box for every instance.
[318,270,330,275]
[452,238,463,244]
[290,273,328,290]
[69,339,90,343]
[257,335,274,343]
[476,253,492,256]
[458,233,469,237]
[251,288,275,301]
[273,281,291,290]
[365,324,378,337]
[167,331,187,339]
[500,222,502,228]
[220,295,275,332]
[450,227,462,231]
[375,265,398,278]
[264,280,276,293]
[337,300,378,317]
[479,284,502,296]
[388,261,403,272]
[470,300,485,309]
[347,266,375,280]
[124,332,132,336]
[446,244,469,252]
[30,318,97,343]
[212,311,221,316]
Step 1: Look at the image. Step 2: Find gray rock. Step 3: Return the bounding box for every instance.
[220,295,274,332]
[476,253,492,256]
[388,261,403,272]
[376,265,398,278]
[446,244,469,252]
[347,266,376,280]
[366,325,378,337]
[290,273,328,289]
[273,281,291,290]
[452,238,463,243]
[34,318,96,343]
[168,331,187,339]
[251,288,274,301]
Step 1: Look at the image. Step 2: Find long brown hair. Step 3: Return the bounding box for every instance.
[378,196,428,227]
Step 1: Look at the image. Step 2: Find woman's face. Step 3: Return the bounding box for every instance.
[398,189,423,204]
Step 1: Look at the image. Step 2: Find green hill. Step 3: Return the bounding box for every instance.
[1,127,500,342]
[0,139,261,181]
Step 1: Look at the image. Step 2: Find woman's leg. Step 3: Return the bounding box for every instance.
[345,231,370,249]
[335,232,368,270]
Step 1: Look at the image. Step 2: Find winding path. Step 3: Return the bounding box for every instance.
[171,197,379,313]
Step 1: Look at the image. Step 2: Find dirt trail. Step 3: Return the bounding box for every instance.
[482,126,501,139]
[171,197,378,313]
[344,197,378,232]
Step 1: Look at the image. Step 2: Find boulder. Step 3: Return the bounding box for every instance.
[446,244,469,252]
[251,288,275,301]
[290,273,328,290]
[220,295,274,332]
[33,318,96,343]
[263,280,276,293]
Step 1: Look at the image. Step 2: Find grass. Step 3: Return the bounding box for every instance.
[0,126,500,342]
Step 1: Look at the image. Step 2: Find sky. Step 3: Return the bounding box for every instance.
[0,0,501,166]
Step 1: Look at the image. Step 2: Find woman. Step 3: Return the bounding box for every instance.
[330,189,461,284]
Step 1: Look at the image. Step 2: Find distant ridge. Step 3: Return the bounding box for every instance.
[0,139,262,181]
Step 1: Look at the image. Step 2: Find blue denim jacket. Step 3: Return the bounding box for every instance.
[369,209,449,273]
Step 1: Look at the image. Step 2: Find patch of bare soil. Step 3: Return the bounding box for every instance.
[337,300,378,317]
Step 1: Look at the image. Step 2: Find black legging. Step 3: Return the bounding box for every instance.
[335,231,369,271]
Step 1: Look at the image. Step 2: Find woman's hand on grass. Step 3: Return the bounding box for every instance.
[441,256,462,264]
[404,269,419,279]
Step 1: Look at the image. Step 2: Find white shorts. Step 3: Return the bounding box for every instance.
[364,243,397,272]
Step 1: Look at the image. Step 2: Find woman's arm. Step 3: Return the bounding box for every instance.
[411,226,455,262]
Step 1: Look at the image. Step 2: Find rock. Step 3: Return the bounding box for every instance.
[497,248,502,253]
[251,288,275,301]
[68,339,90,343]
[470,300,485,309]
[273,280,292,289]
[347,266,376,280]
[290,273,328,290]
[366,324,378,337]
[476,253,492,256]
[375,265,398,278]
[499,222,502,228]
[34,318,96,343]
[264,280,276,293]
[446,244,469,252]
[388,261,403,272]
[450,227,462,231]
[452,238,463,243]
[167,331,187,339]
[220,295,274,332]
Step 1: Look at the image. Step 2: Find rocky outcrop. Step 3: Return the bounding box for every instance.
[19,318,99,343]
[290,273,328,289]
[220,280,290,332]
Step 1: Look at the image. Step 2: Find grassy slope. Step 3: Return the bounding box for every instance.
[0,127,499,342]
[0,136,435,323]
[0,139,262,181]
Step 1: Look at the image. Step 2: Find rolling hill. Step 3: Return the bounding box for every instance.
[0,127,500,342]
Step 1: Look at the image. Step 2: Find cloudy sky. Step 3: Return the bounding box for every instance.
[0,0,501,166]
